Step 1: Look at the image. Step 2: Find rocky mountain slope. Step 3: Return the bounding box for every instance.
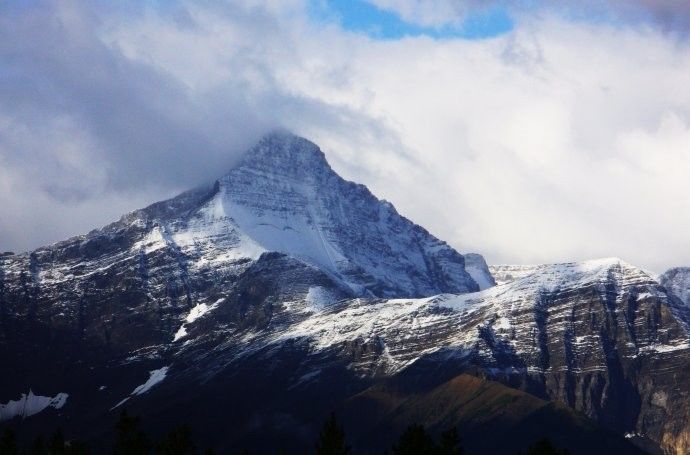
[1,132,688,454]
[271,258,690,452]
[661,267,690,307]
[340,372,644,454]
[0,131,483,358]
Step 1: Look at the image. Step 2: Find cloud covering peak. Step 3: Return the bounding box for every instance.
[0,0,689,273]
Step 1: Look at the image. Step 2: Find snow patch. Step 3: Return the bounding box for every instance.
[435,292,489,313]
[173,301,220,341]
[173,325,188,342]
[185,301,219,324]
[639,342,690,354]
[305,286,339,310]
[132,366,169,396]
[131,227,166,254]
[111,366,170,411]
[221,196,348,275]
[0,391,68,421]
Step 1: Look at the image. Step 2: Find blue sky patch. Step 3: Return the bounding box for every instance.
[310,0,514,40]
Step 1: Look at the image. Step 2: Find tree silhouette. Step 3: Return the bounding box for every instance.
[0,428,18,455]
[157,425,196,455]
[315,413,350,455]
[526,438,570,455]
[48,429,66,455]
[113,410,151,455]
[392,424,436,455]
[65,439,90,455]
[28,436,47,455]
[437,427,463,455]
[45,429,89,455]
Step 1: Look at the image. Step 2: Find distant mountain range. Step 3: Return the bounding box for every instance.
[1,132,688,454]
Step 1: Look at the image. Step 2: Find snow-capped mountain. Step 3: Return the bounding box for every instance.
[0,132,485,417]
[257,257,690,453]
[0,132,484,354]
[0,133,688,454]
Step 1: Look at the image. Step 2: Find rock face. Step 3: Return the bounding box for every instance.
[269,258,690,453]
[340,372,644,454]
[0,132,688,454]
[0,132,480,357]
[463,253,496,290]
[0,132,482,435]
[661,267,690,306]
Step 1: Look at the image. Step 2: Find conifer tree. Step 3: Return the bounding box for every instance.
[315,413,350,455]
[157,425,196,455]
[437,427,463,455]
[113,410,151,455]
[64,439,90,455]
[391,424,436,455]
[48,429,66,455]
[526,438,570,455]
[28,436,47,455]
[0,428,18,455]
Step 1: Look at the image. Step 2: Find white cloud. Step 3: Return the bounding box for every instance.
[364,0,473,27]
[1,1,689,273]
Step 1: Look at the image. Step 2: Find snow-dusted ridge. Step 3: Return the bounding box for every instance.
[2,132,690,453]
[28,131,485,303]
[271,257,685,376]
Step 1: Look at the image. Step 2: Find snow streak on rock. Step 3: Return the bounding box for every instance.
[0,391,68,421]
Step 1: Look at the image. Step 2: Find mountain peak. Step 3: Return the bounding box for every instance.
[235,130,331,180]
[208,132,484,297]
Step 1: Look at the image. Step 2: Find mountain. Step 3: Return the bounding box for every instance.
[0,131,484,354]
[339,372,644,454]
[463,253,496,290]
[0,132,484,439]
[266,257,690,452]
[1,132,688,454]
[661,267,690,307]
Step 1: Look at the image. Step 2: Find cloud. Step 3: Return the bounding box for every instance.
[323,18,690,272]
[1,0,689,274]
[0,1,275,196]
[0,0,392,251]
[364,0,495,28]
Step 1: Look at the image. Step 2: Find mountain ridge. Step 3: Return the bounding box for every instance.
[19,131,486,300]
[1,132,689,454]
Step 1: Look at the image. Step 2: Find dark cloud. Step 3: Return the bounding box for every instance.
[0,0,396,252]
[610,0,690,32]
[0,0,271,198]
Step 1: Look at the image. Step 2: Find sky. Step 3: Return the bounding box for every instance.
[1,0,689,273]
